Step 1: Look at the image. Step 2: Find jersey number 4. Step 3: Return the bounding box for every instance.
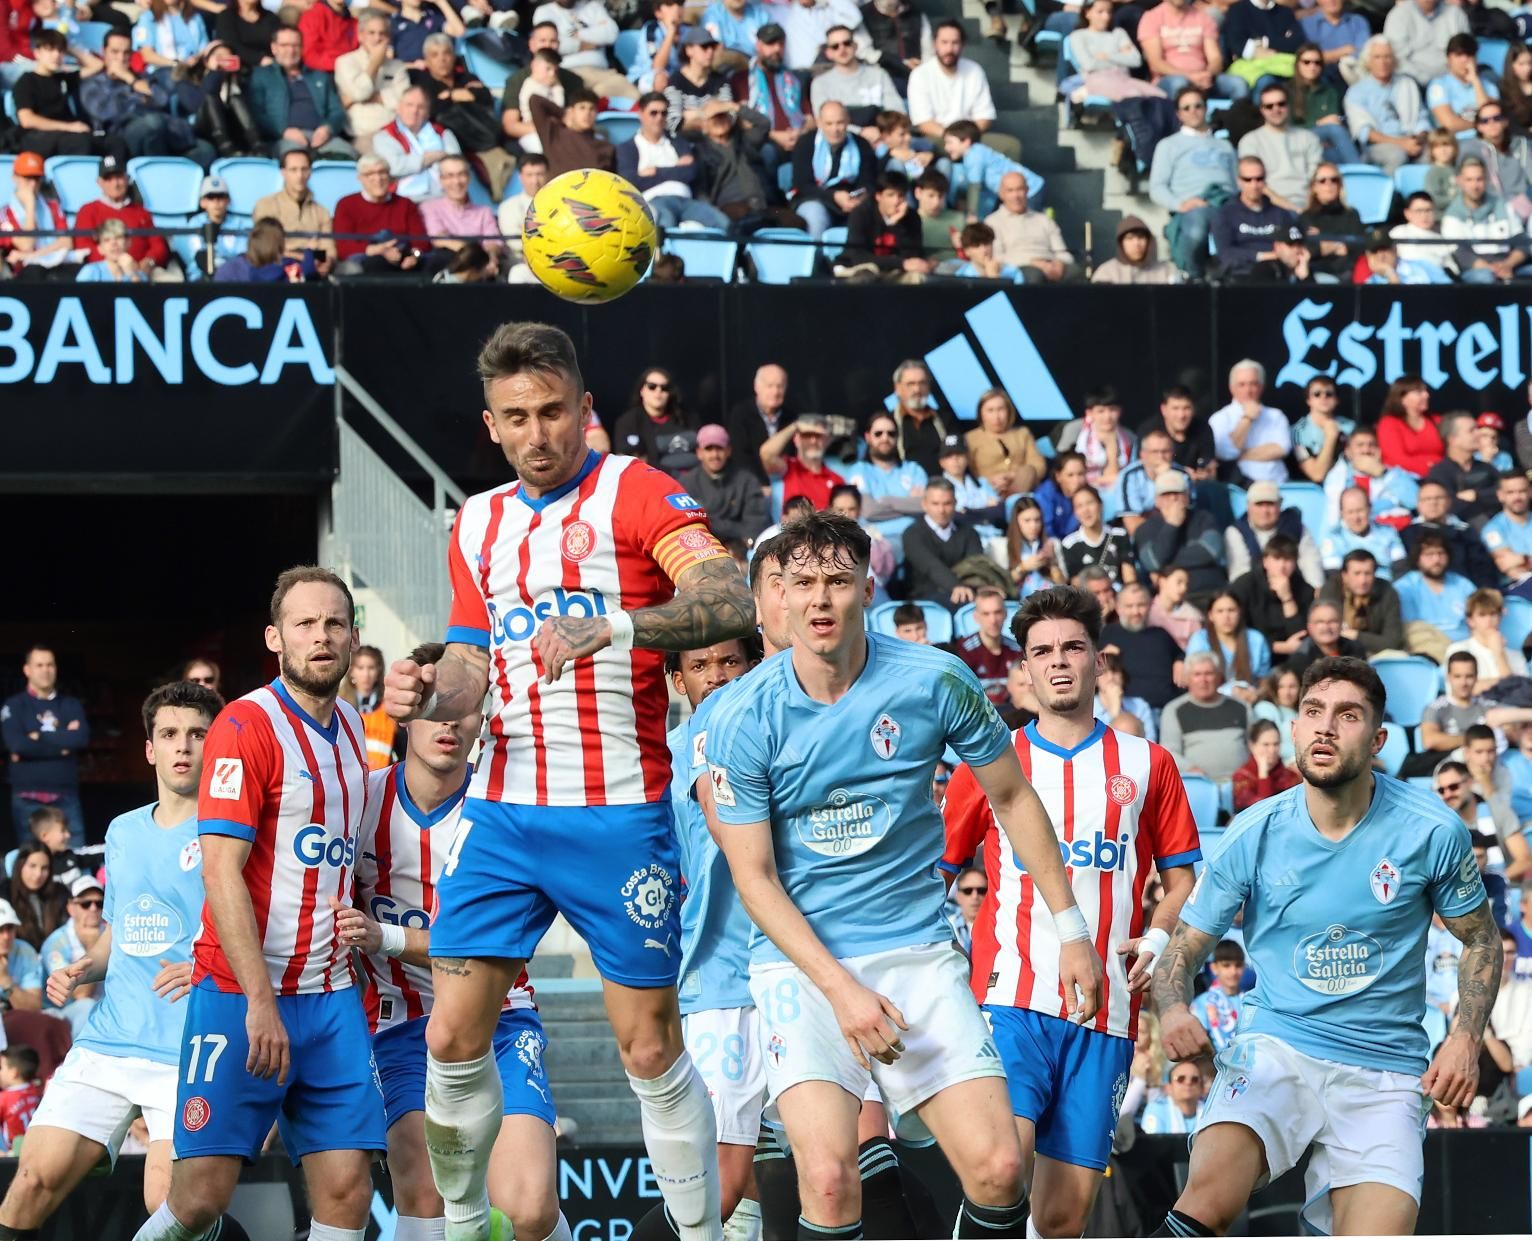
[186,1033,229,1084]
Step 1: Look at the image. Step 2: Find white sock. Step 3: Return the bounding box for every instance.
[724,1198,762,1241]
[394,1218,447,1241]
[538,1213,574,1241]
[307,1227,367,1241]
[131,1203,210,1241]
[425,1050,502,1229]
[1026,1219,1043,1239]
[627,1051,722,1241]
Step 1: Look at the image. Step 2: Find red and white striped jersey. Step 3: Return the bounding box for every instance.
[942,720,1201,1040]
[446,451,730,807]
[354,763,534,1032]
[194,681,369,997]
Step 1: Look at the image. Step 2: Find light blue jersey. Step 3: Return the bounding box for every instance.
[1482,510,1532,564]
[1180,774,1485,1076]
[74,804,204,1065]
[670,682,754,1015]
[705,634,1011,964]
[7,940,41,995]
[1190,987,1242,1052]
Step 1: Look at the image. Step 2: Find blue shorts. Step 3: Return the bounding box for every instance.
[984,1005,1133,1172]
[174,980,387,1165]
[431,797,682,988]
[373,1007,558,1131]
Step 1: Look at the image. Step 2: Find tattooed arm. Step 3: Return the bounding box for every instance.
[1150,920,1220,1062]
[383,643,491,724]
[1423,898,1501,1107]
[535,554,756,683]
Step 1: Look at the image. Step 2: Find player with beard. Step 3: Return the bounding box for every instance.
[941,585,1200,1237]
[133,567,385,1241]
[1150,656,1502,1238]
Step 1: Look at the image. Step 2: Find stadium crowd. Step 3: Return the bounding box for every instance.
[3,0,1532,280]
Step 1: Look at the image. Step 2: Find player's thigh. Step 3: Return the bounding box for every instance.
[430,799,558,965]
[488,1114,560,1236]
[0,1122,108,1224]
[385,1113,442,1220]
[913,1076,1024,1202]
[426,956,529,1061]
[1328,1182,1419,1236]
[1192,1033,1323,1198]
[1176,1122,1272,1229]
[604,976,684,1074]
[983,1007,1062,1154]
[1303,1063,1427,1237]
[279,991,387,1178]
[683,1006,766,1150]
[749,962,872,1131]
[551,802,684,990]
[775,1080,863,1219]
[23,1045,150,1169]
[142,1140,173,1216]
[299,1147,377,1226]
[1029,1155,1105,1238]
[1028,1019,1132,1179]
[174,984,286,1166]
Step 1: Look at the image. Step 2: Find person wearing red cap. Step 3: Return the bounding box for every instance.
[1475,411,1512,472]
[679,424,771,543]
[0,151,74,279]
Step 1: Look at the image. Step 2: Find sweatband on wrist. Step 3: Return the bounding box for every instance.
[379,923,407,958]
[1140,926,1170,966]
[1053,905,1090,943]
[607,610,635,651]
[418,690,439,720]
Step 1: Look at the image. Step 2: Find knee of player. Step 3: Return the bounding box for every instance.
[393,1176,445,1220]
[426,1015,493,1063]
[505,1193,560,1240]
[617,1032,676,1080]
[309,1166,377,1222]
[963,1146,1025,1204]
[795,1154,860,1214]
[1029,1194,1091,1237]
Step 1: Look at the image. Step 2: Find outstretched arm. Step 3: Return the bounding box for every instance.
[1423,899,1501,1107]
[384,643,491,724]
[1150,920,1220,1062]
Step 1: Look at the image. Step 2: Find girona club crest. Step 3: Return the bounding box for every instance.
[562,520,596,563]
[182,1096,211,1132]
[1107,774,1137,806]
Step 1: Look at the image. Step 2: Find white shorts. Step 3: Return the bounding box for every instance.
[749,941,1002,1142]
[29,1046,178,1162]
[683,1006,768,1147]
[1197,1032,1429,1233]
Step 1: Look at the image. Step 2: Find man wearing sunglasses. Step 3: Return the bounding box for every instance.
[1210,154,1298,278]
[40,877,105,1039]
[1237,83,1321,211]
[1147,86,1237,278]
[809,24,902,144]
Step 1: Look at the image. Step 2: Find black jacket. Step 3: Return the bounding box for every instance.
[903,518,983,602]
[841,198,923,271]
[1400,517,1498,586]
[856,0,925,79]
[679,462,770,543]
[1132,509,1226,596]
[725,400,796,484]
[1229,567,1314,649]
[789,132,877,211]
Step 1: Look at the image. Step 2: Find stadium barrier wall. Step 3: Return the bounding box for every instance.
[4,1131,1525,1238]
[4,284,1532,490]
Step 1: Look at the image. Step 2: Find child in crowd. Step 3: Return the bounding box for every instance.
[912,168,963,262]
[875,110,932,178]
[0,1047,42,1155]
[952,221,1023,281]
[941,118,1043,216]
[891,602,928,643]
[26,808,83,888]
[1425,127,1460,210]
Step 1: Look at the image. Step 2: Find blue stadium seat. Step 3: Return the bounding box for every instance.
[597,111,640,146]
[1377,726,1409,776]
[1227,483,1247,519]
[2,92,15,125]
[210,156,282,217]
[867,601,903,636]
[0,155,12,188]
[1372,656,1442,728]
[1505,596,1532,653]
[746,228,815,284]
[45,155,103,214]
[463,41,511,92]
[866,601,954,644]
[1337,163,1394,226]
[953,600,1021,638]
[127,156,203,218]
[1278,480,1326,533]
[1477,37,1511,78]
[1035,435,1054,459]
[662,227,737,280]
[306,160,359,213]
[1058,37,1111,120]
[613,27,644,72]
[1182,774,1221,834]
[769,477,783,522]
[820,225,848,265]
[73,20,111,53]
[1394,163,1430,201]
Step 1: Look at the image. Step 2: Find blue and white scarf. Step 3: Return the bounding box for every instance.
[810,130,860,188]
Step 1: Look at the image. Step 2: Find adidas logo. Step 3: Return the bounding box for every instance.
[1269,870,1300,887]
[914,292,1073,426]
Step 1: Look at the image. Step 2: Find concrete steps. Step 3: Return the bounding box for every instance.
[536,983,643,1145]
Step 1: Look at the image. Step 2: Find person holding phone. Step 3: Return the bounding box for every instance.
[788,98,877,240]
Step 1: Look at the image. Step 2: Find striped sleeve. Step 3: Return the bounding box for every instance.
[940,757,994,873]
[1145,743,1202,870]
[446,506,491,647]
[197,703,277,842]
[623,463,732,583]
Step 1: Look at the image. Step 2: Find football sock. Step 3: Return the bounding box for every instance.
[1026,1221,1043,1238]
[856,1138,913,1240]
[1151,1210,1216,1237]
[627,1052,722,1241]
[0,1226,39,1239]
[307,1226,366,1241]
[393,1219,447,1241]
[956,1195,1029,1238]
[895,1151,944,1238]
[425,1050,502,1236]
[753,1126,800,1241]
[796,1218,862,1240]
[724,1198,762,1241]
[129,1203,206,1241]
[538,1214,574,1241]
[213,1215,250,1241]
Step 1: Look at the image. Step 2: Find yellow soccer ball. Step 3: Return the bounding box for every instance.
[521,167,658,303]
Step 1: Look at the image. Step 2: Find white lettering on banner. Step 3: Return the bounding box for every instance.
[0,295,334,386]
[1276,299,1532,392]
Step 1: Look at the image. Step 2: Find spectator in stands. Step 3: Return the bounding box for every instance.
[1403,477,1498,585]
[0,1046,41,1153]
[889,359,948,475]
[1321,486,1408,578]
[984,170,1072,282]
[1007,499,1064,597]
[614,366,691,463]
[216,216,318,280]
[1079,566,1121,626]
[1289,41,1363,165]
[412,33,513,197]
[946,866,984,951]
[1427,409,1501,522]
[1283,597,1366,679]
[216,0,280,74]
[1319,548,1404,655]
[1138,0,1246,101]
[838,169,930,276]
[1209,359,1292,485]
[1390,190,1459,272]
[789,99,876,239]
[903,477,986,607]
[75,216,147,282]
[179,174,240,279]
[3,647,87,850]
[810,23,901,140]
[1383,0,1467,90]
[1149,88,1238,278]
[1252,668,1297,763]
[334,11,409,153]
[1064,0,1160,104]
[701,0,766,65]
[891,601,929,643]
[1034,450,1086,540]
[726,363,792,484]
[249,27,354,159]
[1229,533,1313,658]
[1141,384,1216,481]
[1321,424,1418,532]
[1445,155,1531,282]
[420,153,501,260]
[1461,103,1531,221]
[827,486,897,596]
[842,412,926,551]
[131,0,206,71]
[1294,164,1363,280]
[911,166,961,260]
[298,0,357,72]
[964,388,1045,499]
[499,24,580,154]
[495,152,544,279]
[1239,83,1322,212]
[1091,215,1179,284]
[734,23,812,171]
[615,94,715,229]
[761,413,843,508]
[10,847,67,953]
[680,425,770,543]
[1098,581,1183,710]
[1058,485,1137,585]
[1187,588,1270,699]
[952,587,1021,704]
[533,0,636,100]
[1211,155,1297,278]
[779,0,861,74]
[1378,374,1443,476]
[951,221,1027,282]
[1299,0,1366,80]
[1396,529,1476,658]
[40,874,102,1037]
[1446,587,1528,690]
[26,808,81,888]
[1148,564,1205,649]
[251,148,337,269]
[1133,470,1226,598]
[692,101,777,227]
[1436,758,1525,880]
[1427,33,1496,135]
[0,152,74,280]
[80,30,210,166]
[1474,412,1511,473]
[13,29,102,160]
[1093,650,1156,739]
[1232,718,1300,811]
[1225,480,1324,587]
[1345,36,1429,173]
[1057,386,1136,492]
[0,901,41,1014]
[391,0,464,66]
[1160,649,1251,779]
[1483,470,1532,586]
[1190,941,1247,1051]
[666,28,734,136]
[944,119,1042,218]
[936,437,1004,528]
[1289,376,1350,488]
[907,20,1003,148]
[75,153,169,270]
[379,84,465,198]
[857,0,930,84]
[1221,0,1303,73]
[334,153,428,273]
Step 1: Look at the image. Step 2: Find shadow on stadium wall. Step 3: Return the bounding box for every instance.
[3,286,1532,490]
[0,1132,1522,1238]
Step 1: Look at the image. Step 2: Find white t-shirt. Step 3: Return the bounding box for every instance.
[1208,400,1292,484]
[906,56,996,128]
[632,132,692,200]
[531,0,617,70]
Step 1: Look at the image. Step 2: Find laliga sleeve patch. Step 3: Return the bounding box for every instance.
[711,767,736,808]
[207,759,244,801]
